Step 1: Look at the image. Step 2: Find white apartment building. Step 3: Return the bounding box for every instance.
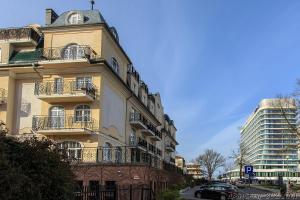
[240,98,299,183]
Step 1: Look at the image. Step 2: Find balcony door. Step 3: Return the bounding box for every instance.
[50,106,65,129]
[76,77,92,90]
[63,44,85,60]
[53,78,63,94]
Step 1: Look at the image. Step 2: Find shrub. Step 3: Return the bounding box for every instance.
[0,132,75,200]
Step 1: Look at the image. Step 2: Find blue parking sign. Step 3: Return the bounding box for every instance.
[244,165,253,175]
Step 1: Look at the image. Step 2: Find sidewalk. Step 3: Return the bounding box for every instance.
[250,184,280,193]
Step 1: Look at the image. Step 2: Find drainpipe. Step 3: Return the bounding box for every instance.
[32,62,42,79]
[125,92,133,163]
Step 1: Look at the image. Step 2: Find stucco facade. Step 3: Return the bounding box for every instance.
[0,8,182,189]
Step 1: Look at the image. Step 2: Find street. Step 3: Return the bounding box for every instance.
[180,185,300,200]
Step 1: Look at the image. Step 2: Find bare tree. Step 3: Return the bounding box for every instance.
[224,160,234,181]
[196,149,225,181]
[230,141,248,180]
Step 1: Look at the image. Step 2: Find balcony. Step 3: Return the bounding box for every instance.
[148,144,156,154]
[162,128,179,145]
[0,27,40,46]
[59,146,161,169]
[165,143,176,152]
[137,137,148,150]
[34,80,96,103]
[129,112,148,129]
[143,124,161,141]
[32,115,97,135]
[0,89,6,105]
[38,45,96,62]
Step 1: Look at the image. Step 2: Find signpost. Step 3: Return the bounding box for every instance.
[245,165,254,199]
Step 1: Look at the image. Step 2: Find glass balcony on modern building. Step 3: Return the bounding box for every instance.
[34,80,96,103]
[0,88,7,105]
[32,115,97,135]
[38,45,96,62]
[0,27,41,46]
[129,112,148,130]
[165,143,176,152]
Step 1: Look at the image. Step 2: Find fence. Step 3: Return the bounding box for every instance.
[74,184,155,200]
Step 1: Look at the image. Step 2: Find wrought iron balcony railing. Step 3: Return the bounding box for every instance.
[148,144,156,154]
[38,45,96,61]
[147,124,162,139]
[0,27,40,44]
[129,112,148,125]
[137,137,148,149]
[0,88,7,104]
[58,146,161,169]
[32,115,97,132]
[165,143,176,152]
[34,80,96,100]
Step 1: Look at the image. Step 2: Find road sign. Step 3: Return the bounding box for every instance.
[244,165,253,175]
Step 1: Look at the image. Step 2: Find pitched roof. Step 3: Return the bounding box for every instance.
[9,50,41,64]
[49,10,105,27]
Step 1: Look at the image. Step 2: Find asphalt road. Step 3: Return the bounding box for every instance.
[180,186,300,200]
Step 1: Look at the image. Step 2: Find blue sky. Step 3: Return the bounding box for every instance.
[1,0,300,161]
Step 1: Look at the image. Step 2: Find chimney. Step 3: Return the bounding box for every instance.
[45,8,58,26]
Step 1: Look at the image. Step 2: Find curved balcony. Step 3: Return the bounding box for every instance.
[38,45,96,62]
[34,80,96,103]
[32,115,97,135]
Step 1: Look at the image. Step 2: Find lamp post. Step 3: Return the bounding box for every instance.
[285,155,290,182]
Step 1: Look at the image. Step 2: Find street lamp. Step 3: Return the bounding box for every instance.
[285,155,290,182]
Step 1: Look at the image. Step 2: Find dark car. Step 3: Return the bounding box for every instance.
[194,184,238,200]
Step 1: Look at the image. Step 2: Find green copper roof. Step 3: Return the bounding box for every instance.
[9,50,41,64]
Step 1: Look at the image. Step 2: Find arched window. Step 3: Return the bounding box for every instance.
[57,141,82,160]
[49,106,64,128]
[63,44,85,60]
[115,147,122,163]
[129,131,136,146]
[68,13,81,24]
[103,142,112,161]
[75,105,90,122]
[111,57,119,74]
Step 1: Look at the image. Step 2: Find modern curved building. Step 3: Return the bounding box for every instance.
[240,98,300,183]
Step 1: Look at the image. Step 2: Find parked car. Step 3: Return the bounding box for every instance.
[194,184,238,200]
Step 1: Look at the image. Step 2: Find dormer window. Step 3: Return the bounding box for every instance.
[111,57,119,74]
[68,13,81,24]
